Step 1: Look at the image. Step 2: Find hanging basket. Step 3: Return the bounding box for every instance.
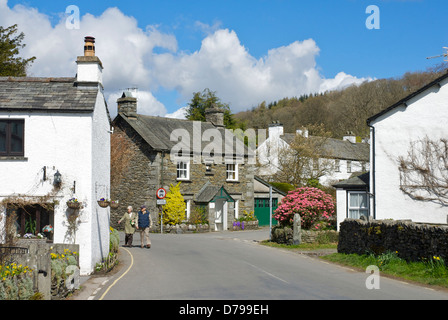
[109,201,119,209]
[97,200,110,208]
[66,201,81,209]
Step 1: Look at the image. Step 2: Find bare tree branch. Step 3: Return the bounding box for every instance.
[398,136,448,205]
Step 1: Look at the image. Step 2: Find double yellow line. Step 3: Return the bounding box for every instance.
[99,247,134,300]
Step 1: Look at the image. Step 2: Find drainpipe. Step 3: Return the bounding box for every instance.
[367,123,376,220]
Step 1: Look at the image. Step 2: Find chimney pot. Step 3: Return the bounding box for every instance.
[84,36,96,57]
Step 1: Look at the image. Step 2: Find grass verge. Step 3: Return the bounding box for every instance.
[261,241,448,290]
[322,251,448,289]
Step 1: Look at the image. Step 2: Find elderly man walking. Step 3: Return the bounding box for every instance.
[137,205,152,248]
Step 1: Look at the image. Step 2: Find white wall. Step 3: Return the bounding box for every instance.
[371,78,448,224]
[90,92,111,274]
[335,188,347,231]
[0,91,111,274]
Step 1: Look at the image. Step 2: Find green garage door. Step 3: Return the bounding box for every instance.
[254,198,279,226]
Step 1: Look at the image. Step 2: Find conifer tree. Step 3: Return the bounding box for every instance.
[0,24,36,76]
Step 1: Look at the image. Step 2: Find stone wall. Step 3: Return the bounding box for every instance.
[271,226,338,245]
[338,219,448,261]
[6,240,79,300]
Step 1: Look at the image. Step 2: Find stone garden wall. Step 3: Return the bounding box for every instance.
[338,219,448,261]
[271,225,338,245]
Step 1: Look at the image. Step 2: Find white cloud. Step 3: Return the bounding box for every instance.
[0,2,369,116]
[153,30,370,112]
[166,107,187,119]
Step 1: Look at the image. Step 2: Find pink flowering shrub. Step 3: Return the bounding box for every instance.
[274,187,335,230]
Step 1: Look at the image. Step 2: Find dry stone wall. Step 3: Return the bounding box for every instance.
[338,219,448,262]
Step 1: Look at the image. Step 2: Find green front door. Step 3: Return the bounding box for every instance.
[254,198,278,226]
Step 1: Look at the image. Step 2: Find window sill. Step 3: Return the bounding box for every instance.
[226,179,240,183]
[0,156,28,161]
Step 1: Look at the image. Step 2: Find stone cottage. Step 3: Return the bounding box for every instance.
[111,95,255,231]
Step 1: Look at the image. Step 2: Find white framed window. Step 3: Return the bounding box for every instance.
[347,161,352,173]
[226,163,238,181]
[234,200,239,219]
[185,200,191,220]
[348,191,369,219]
[177,161,190,180]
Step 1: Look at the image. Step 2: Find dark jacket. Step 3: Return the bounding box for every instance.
[138,210,151,228]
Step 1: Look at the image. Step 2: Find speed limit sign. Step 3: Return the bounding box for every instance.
[156,188,167,199]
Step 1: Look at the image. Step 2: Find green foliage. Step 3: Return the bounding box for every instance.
[270,182,295,194]
[0,24,36,76]
[188,206,209,225]
[323,252,448,288]
[185,88,238,129]
[0,263,35,300]
[162,182,186,225]
[235,210,256,222]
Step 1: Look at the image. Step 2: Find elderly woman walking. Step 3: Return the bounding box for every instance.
[118,206,137,247]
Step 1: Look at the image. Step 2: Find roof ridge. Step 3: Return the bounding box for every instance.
[0,77,75,83]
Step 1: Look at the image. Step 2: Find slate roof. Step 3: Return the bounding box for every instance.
[332,172,370,189]
[194,181,234,203]
[116,113,251,157]
[280,133,370,162]
[0,77,98,112]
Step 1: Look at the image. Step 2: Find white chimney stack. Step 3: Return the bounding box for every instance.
[76,36,103,89]
[343,131,357,143]
[268,121,284,139]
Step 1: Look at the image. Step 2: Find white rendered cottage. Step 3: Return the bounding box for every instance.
[366,71,448,225]
[257,122,369,186]
[0,37,111,275]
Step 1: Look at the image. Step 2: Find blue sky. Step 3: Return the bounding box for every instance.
[2,0,448,117]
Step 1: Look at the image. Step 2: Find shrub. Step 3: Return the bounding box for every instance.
[162,182,186,225]
[274,187,335,229]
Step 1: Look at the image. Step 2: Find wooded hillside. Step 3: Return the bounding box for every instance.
[235,64,448,139]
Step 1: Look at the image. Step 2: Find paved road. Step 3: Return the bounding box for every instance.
[88,228,448,300]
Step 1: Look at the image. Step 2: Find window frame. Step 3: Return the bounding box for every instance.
[347,191,369,220]
[176,160,190,180]
[0,119,25,157]
[226,163,238,181]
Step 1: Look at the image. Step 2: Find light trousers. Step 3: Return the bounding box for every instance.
[139,227,151,247]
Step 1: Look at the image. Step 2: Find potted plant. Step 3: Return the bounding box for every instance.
[109,200,119,209]
[97,198,110,208]
[42,225,53,241]
[66,198,81,209]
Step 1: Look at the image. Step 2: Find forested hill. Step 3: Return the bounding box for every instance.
[234,64,448,139]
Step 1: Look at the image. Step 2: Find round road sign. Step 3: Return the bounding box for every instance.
[156,188,167,199]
